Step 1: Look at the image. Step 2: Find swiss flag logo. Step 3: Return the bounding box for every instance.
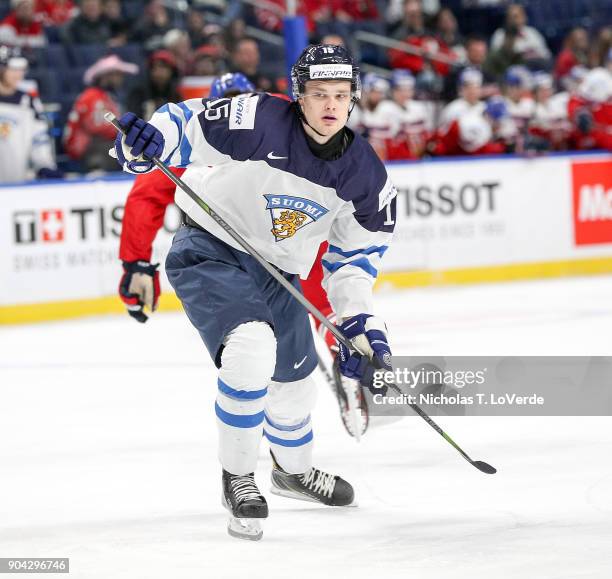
[572,161,612,246]
[41,209,65,242]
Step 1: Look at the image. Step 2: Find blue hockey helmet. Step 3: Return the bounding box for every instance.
[362,72,390,94]
[390,69,415,89]
[209,72,255,98]
[290,44,361,101]
[485,96,508,121]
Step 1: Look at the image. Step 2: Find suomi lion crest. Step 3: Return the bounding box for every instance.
[264,195,329,241]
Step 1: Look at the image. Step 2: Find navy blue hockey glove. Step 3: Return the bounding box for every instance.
[119,260,161,323]
[110,112,165,173]
[337,314,392,384]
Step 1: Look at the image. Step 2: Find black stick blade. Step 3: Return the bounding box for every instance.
[473,461,497,474]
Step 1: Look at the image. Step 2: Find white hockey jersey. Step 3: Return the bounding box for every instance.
[145,94,397,318]
[0,90,55,183]
[439,98,485,129]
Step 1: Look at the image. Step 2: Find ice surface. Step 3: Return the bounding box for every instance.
[1,276,611,579]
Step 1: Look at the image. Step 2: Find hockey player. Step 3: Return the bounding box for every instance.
[529,72,572,151]
[567,67,612,151]
[377,70,432,160]
[111,45,397,540]
[118,71,369,439]
[0,45,60,183]
[438,68,485,129]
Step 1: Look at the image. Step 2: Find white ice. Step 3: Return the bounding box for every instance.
[1,275,611,579]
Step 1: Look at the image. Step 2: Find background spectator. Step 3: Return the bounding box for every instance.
[0,0,46,49]
[127,49,181,121]
[434,7,464,62]
[63,54,138,170]
[191,44,223,76]
[35,0,76,26]
[488,3,551,75]
[388,0,455,78]
[163,28,193,75]
[589,27,611,69]
[229,37,277,91]
[443,35,497,101]
[62,0,111,45]
[130,0,172,52]
[104,0,131,47]
[555,27,589,82]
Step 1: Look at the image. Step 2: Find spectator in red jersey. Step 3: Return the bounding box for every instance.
[63,54,138,170]
[554,28,589,83]
[0,0,46,49]
[333,0,378,22]
[35,0,76,26]
[433,7,464,63]
[388,0,454,77]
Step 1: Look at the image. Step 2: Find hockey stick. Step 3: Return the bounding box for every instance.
[105,112,496,475]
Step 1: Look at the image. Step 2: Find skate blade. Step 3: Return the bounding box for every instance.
[270,486,358,507]
[227,516,263,541]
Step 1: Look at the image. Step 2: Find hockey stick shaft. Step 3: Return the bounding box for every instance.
[106,112,496,474]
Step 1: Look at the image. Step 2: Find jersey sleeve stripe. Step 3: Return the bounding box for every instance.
[327,244,388,258]
[321,257,378,278]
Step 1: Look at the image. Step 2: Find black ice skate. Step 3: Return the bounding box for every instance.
[222,470,268,541]
[270,454,356,507]
[331,357,369,438]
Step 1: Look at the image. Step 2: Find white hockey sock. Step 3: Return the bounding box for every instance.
[216,322,276,475]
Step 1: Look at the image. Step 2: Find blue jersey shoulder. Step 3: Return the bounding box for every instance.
[198,93,293,161]
[331,132,394,233]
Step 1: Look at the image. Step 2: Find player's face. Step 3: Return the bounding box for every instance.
[393,85,413,105]
[299,80,352,140]
[1,67,25,91]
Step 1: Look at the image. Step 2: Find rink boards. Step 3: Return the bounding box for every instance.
[1,152,611,324]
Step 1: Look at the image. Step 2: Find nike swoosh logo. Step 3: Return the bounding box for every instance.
[293,356,307,369]
[267,152,288,160]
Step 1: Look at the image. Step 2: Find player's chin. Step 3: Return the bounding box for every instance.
[319,119,342,134]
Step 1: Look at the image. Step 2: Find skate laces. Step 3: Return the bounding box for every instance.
[300,467,337,499]
[231,474,262,504]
